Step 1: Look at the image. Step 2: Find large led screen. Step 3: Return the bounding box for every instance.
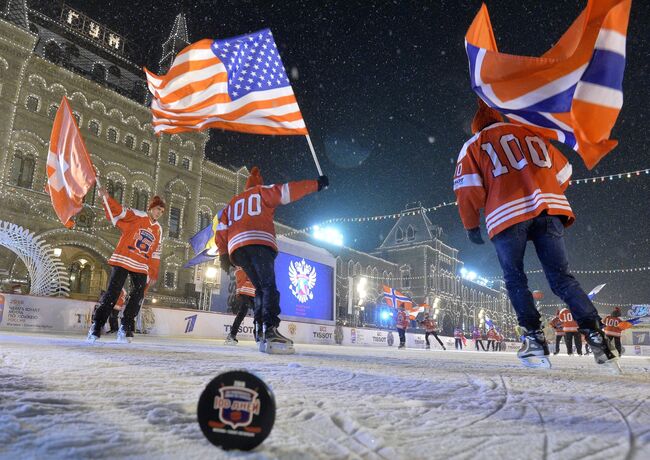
[212,250,335,323]
[274,251,334,322]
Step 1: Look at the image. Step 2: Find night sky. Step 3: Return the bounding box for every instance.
[38,0,650,309]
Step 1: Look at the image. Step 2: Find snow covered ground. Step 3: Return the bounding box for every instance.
[1,332,649,460]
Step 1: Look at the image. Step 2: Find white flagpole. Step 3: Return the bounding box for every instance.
[94,176,114,223]
[305,134,323,176]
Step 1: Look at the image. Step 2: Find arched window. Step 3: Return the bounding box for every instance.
[92,63,106,82]
[169,206,181,238]
[395,227,404,242]
[124,134,135,150]
[88,120,100,136]
[164,271,176,289]
[26,95,39,112]
[168,150,176,165]
[48,104,59,119]
[181,157,191,170]
[11,151,35,189]
[407,225,415,241]
[107,179,124,203]
[141,141,151,156]
[133,189,149,211]
[199,211,212,230]
[72,112,81,126]
[107,128,118,143]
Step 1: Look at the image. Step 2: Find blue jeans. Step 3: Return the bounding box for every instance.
[231,245,280,328]
[491,214,600,331]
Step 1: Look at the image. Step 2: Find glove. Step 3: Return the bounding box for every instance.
[317,175,329,191]
[466,227,485,245]
[219,253,232,272]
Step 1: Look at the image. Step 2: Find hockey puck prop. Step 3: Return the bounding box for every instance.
[197,370,275,451]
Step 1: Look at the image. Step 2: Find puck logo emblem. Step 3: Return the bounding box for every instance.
[214,384,261,429]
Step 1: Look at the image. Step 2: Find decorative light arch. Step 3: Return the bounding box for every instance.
[0,221,69,296]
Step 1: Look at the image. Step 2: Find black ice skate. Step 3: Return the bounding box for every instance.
[518,329,551,369]
[87,323,100,343]
[224,334,239,345]
[579,328,622,374]
[262,326,295,355]
[425,344,430,350]
[398,343,405,350]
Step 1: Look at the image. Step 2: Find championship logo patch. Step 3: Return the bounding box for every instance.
[197,370,275,451]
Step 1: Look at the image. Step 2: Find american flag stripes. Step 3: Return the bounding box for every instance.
[144,29,307,135]
[465,0,631,169]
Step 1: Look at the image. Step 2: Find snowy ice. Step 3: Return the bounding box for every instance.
[1,332,649,459]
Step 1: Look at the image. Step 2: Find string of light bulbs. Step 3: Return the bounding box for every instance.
[280,167,650,233]
[485,265,650,280]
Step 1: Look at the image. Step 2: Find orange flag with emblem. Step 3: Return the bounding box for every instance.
[46,96,96,228]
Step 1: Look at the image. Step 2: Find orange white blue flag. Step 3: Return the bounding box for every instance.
[465,0,631,169]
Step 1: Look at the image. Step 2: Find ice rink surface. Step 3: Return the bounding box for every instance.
[1,332,649,460]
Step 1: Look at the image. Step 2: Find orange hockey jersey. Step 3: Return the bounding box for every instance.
[420,319,438,333]
[215,180,318,256]
[454,123,575,238]
[396,309,410,329]
[549,315,565,336]
[103,195,162,279]
[235,267,255,298]
[558,308,579,332]
[602,315,622,337]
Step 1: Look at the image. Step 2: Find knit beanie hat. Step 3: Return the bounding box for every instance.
[148,195,166,210]
[471,98,504,134]
[245,166,264,189]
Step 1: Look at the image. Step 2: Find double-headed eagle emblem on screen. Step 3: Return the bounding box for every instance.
[288,259,317,303]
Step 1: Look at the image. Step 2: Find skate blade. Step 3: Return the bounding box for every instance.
[519,356,552,369]
[265,343,295,355]
[258,341,267,353]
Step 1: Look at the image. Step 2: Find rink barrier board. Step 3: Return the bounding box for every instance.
[1,294,649,355]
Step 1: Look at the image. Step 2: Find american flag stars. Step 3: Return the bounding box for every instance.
[211,29,290,101]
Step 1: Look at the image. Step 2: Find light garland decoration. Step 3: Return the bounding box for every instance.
[485,265,650,280]
[569,167,650,184]
[539,300,638,308]
[282,167,650,234]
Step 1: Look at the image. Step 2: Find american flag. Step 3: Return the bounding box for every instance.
[465,0,630,169]
[144,29,307,135]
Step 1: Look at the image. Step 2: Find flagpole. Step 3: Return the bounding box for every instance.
[94,176,114,223]
[304,135,323,176]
